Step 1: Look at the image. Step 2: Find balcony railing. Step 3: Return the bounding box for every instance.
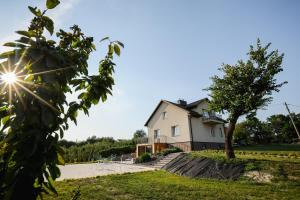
[202,113,224,124]
[135,137,149,144]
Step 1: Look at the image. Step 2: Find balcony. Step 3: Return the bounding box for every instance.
[202,113,225,124]
[135,137,149,144]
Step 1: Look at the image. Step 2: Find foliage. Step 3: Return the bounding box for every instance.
[161,147,182,156]
[206,39,286,158]
[44,171,300,200]
[233,113,300,144]
[136,153,151,163]
[267,113,300,143]
[190,146,300,163]
[133,130,146,140]
[62,137,135,163]
[0,1,123,199]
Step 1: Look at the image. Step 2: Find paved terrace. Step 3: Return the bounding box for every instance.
[58,162,155,181]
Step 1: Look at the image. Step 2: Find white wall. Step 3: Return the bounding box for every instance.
[191,117,225,143]
[147,102,191,144]
[190,102,225,143]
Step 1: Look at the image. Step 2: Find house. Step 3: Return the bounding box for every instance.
[136,98,227,156]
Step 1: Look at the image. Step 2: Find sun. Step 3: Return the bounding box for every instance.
[1,72,17,84]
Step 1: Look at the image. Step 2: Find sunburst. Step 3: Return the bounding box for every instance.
[1,72,17,84]
[0,60,72,113]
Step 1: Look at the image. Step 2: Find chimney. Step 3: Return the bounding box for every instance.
[177,99,187,106]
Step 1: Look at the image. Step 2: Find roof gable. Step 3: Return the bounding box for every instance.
[144,99,204,127]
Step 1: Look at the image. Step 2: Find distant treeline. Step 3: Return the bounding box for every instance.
[59,136,136,163]
[233,113,300,145]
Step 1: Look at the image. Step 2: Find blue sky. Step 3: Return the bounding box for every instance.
[1,0,300,141]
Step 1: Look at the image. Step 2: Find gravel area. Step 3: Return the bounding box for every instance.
[57,162,155,181]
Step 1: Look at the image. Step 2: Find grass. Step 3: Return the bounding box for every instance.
[45,171,300,200]
[44,144,300,200]
[190,143,300,163]
[236,143,300,153]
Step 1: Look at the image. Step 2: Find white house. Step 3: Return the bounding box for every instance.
[137,98,226,156]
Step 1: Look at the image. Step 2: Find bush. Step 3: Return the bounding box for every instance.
[137,153,152,163]
[161,147,183,156]
[99,146,135,158]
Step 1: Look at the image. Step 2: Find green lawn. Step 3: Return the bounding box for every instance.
[45,171,300,200]
[190,144,300,163]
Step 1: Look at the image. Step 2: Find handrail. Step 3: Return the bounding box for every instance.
[136,135,192,151]
[152,135,191,151]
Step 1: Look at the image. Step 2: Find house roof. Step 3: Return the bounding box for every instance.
[144,98,208,126]
[186,98,209,108]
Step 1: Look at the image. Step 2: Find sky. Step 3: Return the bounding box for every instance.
[1,0,300,141]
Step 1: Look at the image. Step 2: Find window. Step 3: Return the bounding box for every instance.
[210,128,215,137]
[154,129,160,139]
[171,126,180,137]
[202,109,209,117]
[162,112,167,120]
[219,128,223,137]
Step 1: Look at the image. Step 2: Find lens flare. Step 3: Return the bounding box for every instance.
[1,72,17,84]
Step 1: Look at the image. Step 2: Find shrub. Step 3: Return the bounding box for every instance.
[137,153,152,163]
[161,147,183,156]
[99,146,136,158]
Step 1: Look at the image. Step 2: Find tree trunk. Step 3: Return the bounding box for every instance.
[225,118,238,159]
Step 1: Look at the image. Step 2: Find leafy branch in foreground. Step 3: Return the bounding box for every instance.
[0,0,123,199]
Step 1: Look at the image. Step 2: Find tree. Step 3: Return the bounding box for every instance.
[206,39,287,159]
[133,129,147,144]
[133,129,147,139]
[0,0,123,199]
[233,122,250,145]
[267,113,300,143]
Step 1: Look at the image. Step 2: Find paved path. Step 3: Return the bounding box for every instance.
[58,162,155,181]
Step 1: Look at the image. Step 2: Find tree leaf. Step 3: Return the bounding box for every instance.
[1,115,10,126]
[100,37,109,43]
[114,44,121,56]
[16,30,32,38]
[43,16,54,35]
[3,42,27,48]
[57,152,65,165]
[0,51,15,59]
[28,6,41,16]
[46,0,60,9]
[116,41,124,48]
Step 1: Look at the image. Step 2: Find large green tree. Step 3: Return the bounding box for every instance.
[233,117,273,145]
[267,113,300,143]
[206,39,286,159]
[0,1,123,199]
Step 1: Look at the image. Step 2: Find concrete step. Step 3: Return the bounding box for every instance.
[152,152,183,169]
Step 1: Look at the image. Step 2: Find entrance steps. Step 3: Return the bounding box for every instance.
[152,152,182,169]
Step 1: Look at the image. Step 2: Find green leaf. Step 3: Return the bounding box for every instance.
[116,41,124,48]
[0,51,15,59]
[57,152,65,165]
[24,74,34,82]
[16,30,30,37]
[46,0,60,9]
[100,37,109,43]
[3,42,27,48]
[1,115,10,126]
[43,16,54,35]
[108,44,114,55]
[28,6,41,16]
[114,44,120,56]
[16,37,34,45]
